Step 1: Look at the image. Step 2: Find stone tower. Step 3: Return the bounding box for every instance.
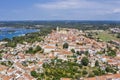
[56,26,59,32]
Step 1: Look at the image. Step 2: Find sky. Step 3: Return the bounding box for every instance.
[0,0,120,21]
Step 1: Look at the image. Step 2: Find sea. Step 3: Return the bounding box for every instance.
[0,27,39,40]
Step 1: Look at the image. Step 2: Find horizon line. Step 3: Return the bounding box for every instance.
[0,20,120,22]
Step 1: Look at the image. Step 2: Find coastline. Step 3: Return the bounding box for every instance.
[0,27,39,40]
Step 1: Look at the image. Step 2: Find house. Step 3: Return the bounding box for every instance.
[54,50,73,61]
[23,73,35,80]
[60,78,72,80]
[84,74,120,80]
[0,65,8,75]
[43,45,56,53]
[2,75,12,80]
[101,56,108,62]
[88,49,97,55]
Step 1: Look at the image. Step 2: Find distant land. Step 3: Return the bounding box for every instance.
[0,20,120,24]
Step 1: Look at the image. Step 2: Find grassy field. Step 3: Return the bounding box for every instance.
[94,31,120,42]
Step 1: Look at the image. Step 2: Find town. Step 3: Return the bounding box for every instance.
[0,27,120,80]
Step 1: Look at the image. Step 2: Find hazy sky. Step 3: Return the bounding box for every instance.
[0,0,120,21]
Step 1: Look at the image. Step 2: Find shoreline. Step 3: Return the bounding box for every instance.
[0,27,40,40]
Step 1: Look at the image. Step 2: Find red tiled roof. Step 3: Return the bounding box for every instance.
[60,78,72,80]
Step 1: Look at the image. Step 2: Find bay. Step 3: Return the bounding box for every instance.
[0,27,39,40]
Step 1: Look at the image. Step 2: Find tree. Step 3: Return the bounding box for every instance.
[26,46,42,54]
[105,67,114,73]
[81,57,89,66]
[85,51,89,56]
[0,53,2,60]
[2,38,11,42]
[79,64,83,68]
[37,78,42,80]
[95,60,99,66]
[107,50,116,57]
[82,70,88,75]
[105,67,111,72]
[56,43,58,47]
[93,70,100,76]
[8,61,13,66]
[101,70,105,75]
[26,47,34,54]
[5,41,16,47]
[35,46,42,51]
[88,73,95,77]
[105,66,116,73]
[87,33,93,39]
[76,51,81,55]
[117,33,120,38]
[63,43,69,49]
[71,49,75,53]
[31,71,38,78]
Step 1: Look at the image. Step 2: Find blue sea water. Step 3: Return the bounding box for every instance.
[0,27,39,40]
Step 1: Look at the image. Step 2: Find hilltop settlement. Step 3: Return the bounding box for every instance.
[0,27,120,80]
